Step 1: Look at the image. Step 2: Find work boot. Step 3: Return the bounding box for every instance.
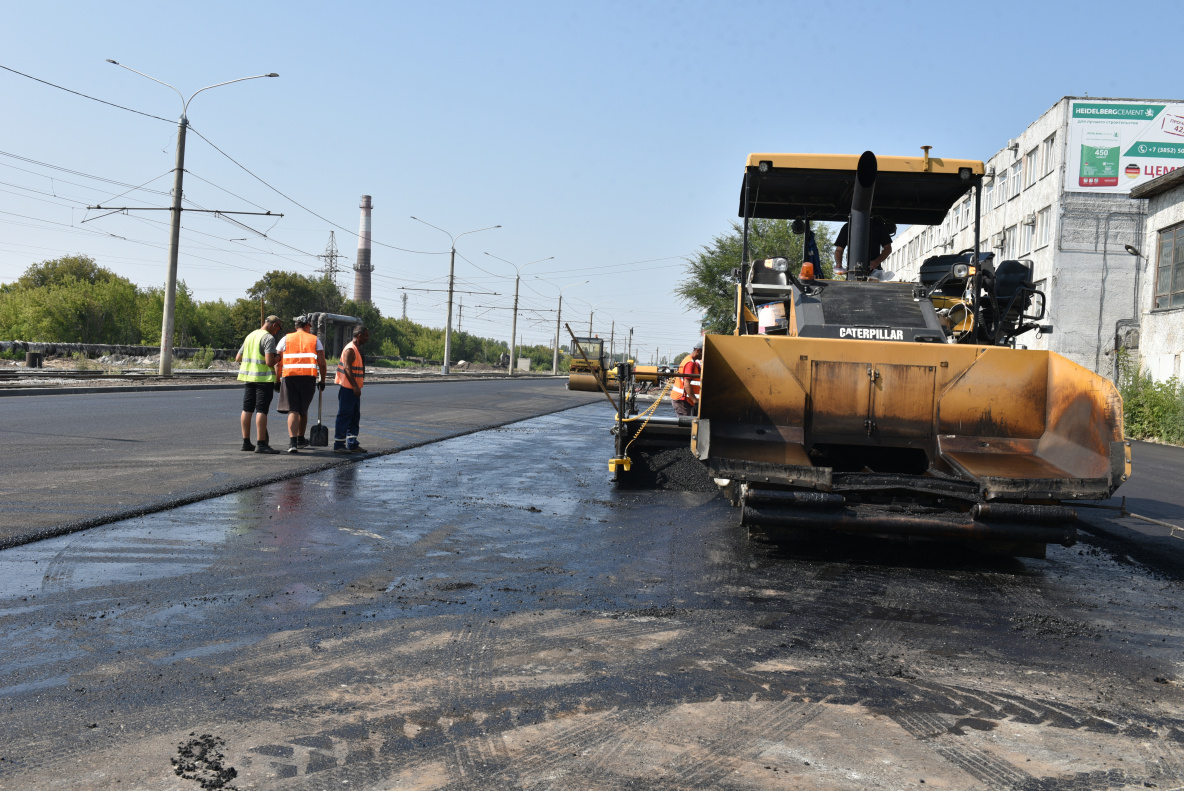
[296,436,310,449]
[241,438,255,452]
[334,445,351,454]
[348,445,369,454]
[255,442,280,455]
[288,437,299,454]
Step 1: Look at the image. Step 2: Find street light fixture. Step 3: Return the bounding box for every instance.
[106,60,278,376]
[534,278,589,374]
[409,217,501,374]
[484,252,553,376]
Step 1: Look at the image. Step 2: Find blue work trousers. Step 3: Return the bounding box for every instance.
[334,386,361,449]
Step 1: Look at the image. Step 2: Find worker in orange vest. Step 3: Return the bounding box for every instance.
[333,325,370,454]
[276,315,327,453]
[670,340,702,417]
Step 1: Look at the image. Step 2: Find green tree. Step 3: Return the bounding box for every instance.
[246,271,343,326]
[13,255,116,290]
[675,219,834,334]
[0,271,143,344]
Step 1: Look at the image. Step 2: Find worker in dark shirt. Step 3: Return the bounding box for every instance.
[833,217,893,275]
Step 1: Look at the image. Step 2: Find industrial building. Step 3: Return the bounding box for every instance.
[887,96,1184,380]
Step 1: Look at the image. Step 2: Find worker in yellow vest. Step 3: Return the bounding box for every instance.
[235,314,282,454]
[276,315,327,454]
[333,325,370,454]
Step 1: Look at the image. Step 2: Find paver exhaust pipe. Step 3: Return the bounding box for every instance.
[849,151,877,281]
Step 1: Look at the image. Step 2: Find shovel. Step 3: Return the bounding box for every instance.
[309,386,329,447]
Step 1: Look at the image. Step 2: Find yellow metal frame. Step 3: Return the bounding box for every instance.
[745,153,985,176]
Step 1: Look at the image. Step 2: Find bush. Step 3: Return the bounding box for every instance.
[1118,350,1184,445]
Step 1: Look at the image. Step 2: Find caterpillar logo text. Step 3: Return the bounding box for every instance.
[840,327,905,341]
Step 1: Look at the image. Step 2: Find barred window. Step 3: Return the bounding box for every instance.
[1155,224,1184,309]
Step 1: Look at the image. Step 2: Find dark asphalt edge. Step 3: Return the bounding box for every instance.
[1075,511,1184,580]
[0,373,559,398]
[0,398,601,552]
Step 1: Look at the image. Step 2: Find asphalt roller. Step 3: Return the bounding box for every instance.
[622,150,1130,557]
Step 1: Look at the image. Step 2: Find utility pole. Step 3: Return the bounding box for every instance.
[161,114,187,376]
[401,292,408,319]
[101,61,278,376]
[628,327,633,362]
[410,218,500,375]
[316,231,346,288]
[509,275,519,376]
[547,280,587,375]
[609,321,615,365]
[553,293,562,374]
[458,299,463,333]
[484,252,552,377]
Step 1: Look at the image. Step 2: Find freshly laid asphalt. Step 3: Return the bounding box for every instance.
[3,404,1184,790]
[0,377,598,548]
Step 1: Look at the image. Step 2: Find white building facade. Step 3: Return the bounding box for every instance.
[1130,168,1184,382]
[886,96,1184,379]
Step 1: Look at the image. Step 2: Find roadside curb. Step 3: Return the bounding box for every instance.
[0,398,599,551]
[0,373,562,398]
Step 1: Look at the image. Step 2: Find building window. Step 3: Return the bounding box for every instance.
[1024,148,1039,189]
[1021,218,1035,253]
[1009,162,1023,199]
[1004,225,1019,259]
[1041,133,1056,177]
[1155,224,1184,309]
[984,178,996,212]
[1036,206,1052,248]
[997,168,1008,207]
[962,199,971,229]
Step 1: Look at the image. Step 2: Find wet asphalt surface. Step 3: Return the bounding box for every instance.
[0,377,592,548]
[2,404,1184,790]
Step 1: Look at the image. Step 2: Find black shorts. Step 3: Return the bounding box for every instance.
[280,375,317,415]
[242,382,274,414]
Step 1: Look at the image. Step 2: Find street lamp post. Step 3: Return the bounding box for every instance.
[484,253,553,376]
[106,60,278,377]
[536,279,589,375]
[410,218,500,374]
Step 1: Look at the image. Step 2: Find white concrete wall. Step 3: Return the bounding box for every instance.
[887,97,1149,375]
[1140,185,1184,382]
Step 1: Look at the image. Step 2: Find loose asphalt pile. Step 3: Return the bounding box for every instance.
[618,446,719,492]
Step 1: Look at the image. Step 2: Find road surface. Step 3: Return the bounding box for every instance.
[2,404,1183,789]
[0,377,597,547]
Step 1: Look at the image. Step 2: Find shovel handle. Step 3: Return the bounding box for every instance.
[317,386,322,424]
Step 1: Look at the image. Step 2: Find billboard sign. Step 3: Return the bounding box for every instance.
[1066,100,1184,193]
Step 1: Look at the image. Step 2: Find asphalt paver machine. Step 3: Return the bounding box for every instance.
[621,150,1131,557]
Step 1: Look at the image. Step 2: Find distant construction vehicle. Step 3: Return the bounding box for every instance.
[611,150,1131,558]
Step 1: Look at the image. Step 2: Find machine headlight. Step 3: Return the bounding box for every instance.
[769,257,789,272]
[952,264,969,278]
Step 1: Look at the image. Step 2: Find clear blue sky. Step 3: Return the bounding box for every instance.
[2,0,1179,360]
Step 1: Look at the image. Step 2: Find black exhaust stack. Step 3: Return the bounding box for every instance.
[849,151,877,281]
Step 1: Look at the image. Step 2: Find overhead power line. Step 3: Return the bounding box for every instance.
[0,63,173,123]
[0,150,172,196]
[185,126,448,256]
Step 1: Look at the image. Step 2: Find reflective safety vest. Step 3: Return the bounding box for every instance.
[334,340,365,389]
[237,328,276,383]
[671,356,701,402]
[281,330,320,377]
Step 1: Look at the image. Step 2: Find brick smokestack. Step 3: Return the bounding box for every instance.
[353,195,373,304]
